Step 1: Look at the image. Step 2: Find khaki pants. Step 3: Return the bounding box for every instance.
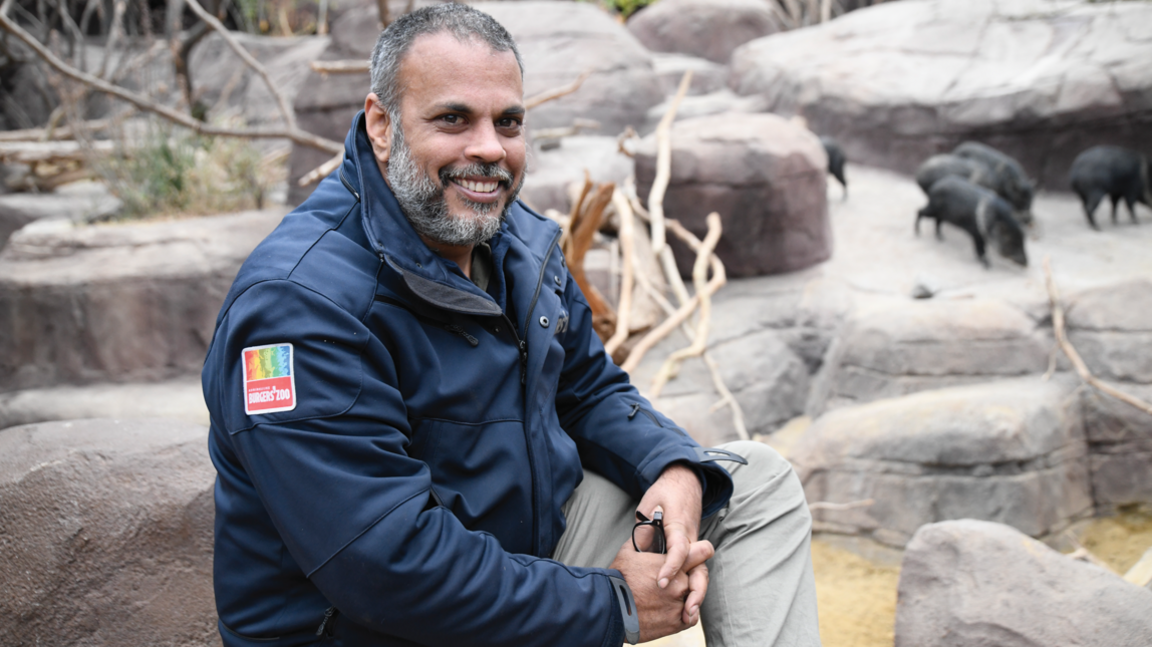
[552,441,822,647]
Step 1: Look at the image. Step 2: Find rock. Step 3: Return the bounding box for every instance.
[1080,383,1152,514]
[0,379,209,431]
[0,418,218,646]
[522,136,634,214]
[626,0,782,64]
[895,519,1152,647]
[808,298,1049,414]
[791,377,1093,547]
[650,53,730,96]
[729,0,1152,190]
[0,200,35,253]
[1066,278,1152,384]
[634,112,830,278]
[188,32,332,128]
[0,208,286,393]
[0,182,123,251]
[641,89,768,134]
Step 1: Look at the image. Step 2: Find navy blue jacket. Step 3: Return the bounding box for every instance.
[202,113,735,647]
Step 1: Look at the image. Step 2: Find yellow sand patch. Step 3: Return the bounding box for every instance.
[1074,510,1152,575]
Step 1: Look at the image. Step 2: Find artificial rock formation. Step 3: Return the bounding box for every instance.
[626,0,781,64]
[0,208,285,392]
[0,418,218,647]
[1080,382,1152,514]
[730,0,1152,189]
[791,377,1092,547]
[896,520,1152,647]
[1065,278,1152,384]
[808,297,1049,415]
[635,112,830,277]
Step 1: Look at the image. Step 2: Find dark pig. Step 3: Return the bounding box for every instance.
[916,176,1028,268]
[916,154,997,195]
[820,136,847,200]
[1068,145,1151,230]
[953,141,1034,224]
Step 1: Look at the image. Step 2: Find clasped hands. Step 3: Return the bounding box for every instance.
[609,464,714,643]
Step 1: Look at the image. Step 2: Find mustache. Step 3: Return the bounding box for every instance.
[439,163,514,187]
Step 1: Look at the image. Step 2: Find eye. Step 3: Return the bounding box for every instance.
[438,114,464,126]
[497,117,523,132]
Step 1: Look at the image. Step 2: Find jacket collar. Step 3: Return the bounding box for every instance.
[341,111,504,317]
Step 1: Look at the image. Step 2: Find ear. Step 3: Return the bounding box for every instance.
[364,93,393,167]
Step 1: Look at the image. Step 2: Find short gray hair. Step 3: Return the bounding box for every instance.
[369,4,523,115]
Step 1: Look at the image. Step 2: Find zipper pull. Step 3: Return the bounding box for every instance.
[628,403,641,419]
[316,607,337,637]
[519,339,528,385]
[445,323,479,347]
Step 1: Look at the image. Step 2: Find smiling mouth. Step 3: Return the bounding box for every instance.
[453,178,500,194]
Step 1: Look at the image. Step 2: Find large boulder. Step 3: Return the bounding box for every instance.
[521,136,634,214]
[188,33,332,128]
[730,0,1152,190]
[0,418,218,646]
[1080,383,1152,514]
[650,53,730,97]
[626,0,782,64]
[0,379,209,431]
[791,377,1093,547]
[0,182,123,251]
[1065,278,1152,384]
[0,208,285,392]
[808,297,1049,414]
[634,112,830,278]
[288,1,664,203]
[895,519,1152,647]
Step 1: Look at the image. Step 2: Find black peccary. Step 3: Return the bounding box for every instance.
[1069,145,1151,230]
[916,154,997,195]
[916,176,1028,268]
[820,136,847,199]
[953,141,1034,224]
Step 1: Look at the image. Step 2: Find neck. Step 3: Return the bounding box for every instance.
[420,235,474,278]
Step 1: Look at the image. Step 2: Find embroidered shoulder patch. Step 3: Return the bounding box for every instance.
[242,343,297,414]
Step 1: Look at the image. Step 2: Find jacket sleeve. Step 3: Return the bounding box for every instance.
[206,279,626,647]
[553,276,735,518]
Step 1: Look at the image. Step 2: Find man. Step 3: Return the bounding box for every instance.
[202,5,820,646]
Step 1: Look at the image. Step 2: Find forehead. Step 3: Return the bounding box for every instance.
[396,31,523,111]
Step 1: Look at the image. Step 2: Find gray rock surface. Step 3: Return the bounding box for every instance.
[0,208,286,392]
[808,297,1049,414]
[791,377,1093,547]
[189,32,332,128]
[0,379,209,431]
[522,136,634,214]
[626,0,782,63]
[650,53,730,96]
[640,89,768,134]
[729,0,1152,190]
[895,519,1152,647]
[0,182,123,252]
[635,112,830,277]
[1066,279,1152,384]
[1081,383,1152,514]
[0,418,218,647]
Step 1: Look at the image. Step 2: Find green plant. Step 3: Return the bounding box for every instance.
[594,0,658,20]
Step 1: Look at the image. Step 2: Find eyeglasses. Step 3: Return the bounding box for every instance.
[632,510,666,554]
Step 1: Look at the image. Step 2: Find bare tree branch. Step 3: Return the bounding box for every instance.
[183,0,297,131]
[603,188,635,356]
[648,71,693,308]
[1044,257,1152,417]
[297,152,342,187]
[0,11,344,154]
[309,59,369,75]
[524,69,592,110]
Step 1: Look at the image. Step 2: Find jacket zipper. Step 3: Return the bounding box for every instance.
[315,607,337,638]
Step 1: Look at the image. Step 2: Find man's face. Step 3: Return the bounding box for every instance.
[366,32,526,248]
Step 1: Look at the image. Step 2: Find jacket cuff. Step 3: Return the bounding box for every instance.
[605,573,639,645]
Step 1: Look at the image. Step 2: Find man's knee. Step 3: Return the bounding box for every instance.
[718,440,811,520]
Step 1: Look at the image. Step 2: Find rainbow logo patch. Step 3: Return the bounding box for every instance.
[242,343,296,415]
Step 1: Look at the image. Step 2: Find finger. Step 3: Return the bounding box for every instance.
[657,525,692,589]
[682,539,714,573]
[683,563,709,624]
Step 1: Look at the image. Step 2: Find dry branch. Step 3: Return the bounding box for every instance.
[524,70,592,110]
[564,178,617,342]
[808,499,874,512]
[0,139,115,162]
[0,10,343,155]
[183,0,297,131]
[604,188,636,356]
[0,116,119,142]
[309,59,370,75]
[650,212,722,397]
[297,152,343,187]
[1043,257,1152,417]
[647,71,693,307]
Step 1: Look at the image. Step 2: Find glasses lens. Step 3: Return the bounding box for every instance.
[633,523,661,553]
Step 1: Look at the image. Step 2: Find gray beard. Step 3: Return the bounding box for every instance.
[386,124,523,248]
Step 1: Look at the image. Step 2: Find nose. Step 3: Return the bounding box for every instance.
[464,120,507,165]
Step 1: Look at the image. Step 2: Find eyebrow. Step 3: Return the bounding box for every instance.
[437,102,526,117]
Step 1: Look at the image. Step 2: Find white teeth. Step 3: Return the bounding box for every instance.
[457,179,498,193]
